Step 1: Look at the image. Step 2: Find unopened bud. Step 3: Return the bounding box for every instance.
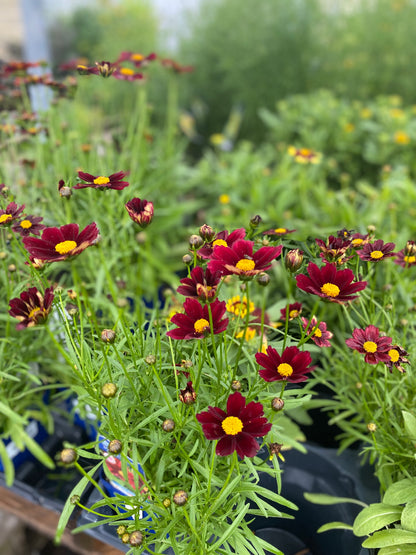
[182,253,193,265]
[285,249,304,272]
[189,234,204,249]
[145,354,156,365]
[117,525,127,536]
[256,272,270,286]
[162,497,171,508]
[102,382,117,398]
[101,329,116,343]
[0,252,6,259]
[173,490,188,506]
[70,495,80,504]
[60,448,77,465]
[231,380,242,391]
[250,214,262,228]
[199,224,215,242]
[367,422,377,433]
[271,397,285,411]
[162,419,175,432]
[121,533,130,544]
[129,531,143,547]
[108,439,123,454]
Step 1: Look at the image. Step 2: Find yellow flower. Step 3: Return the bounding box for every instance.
[288,146,322,164]
[394,130,411,145]
[210,133,225,146]
[226,295,255,318]
[219,194,230,205]
[360,108,372,119]
[344,123,355,133]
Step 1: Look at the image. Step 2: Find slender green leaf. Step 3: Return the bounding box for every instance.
[304,492,368,507]
[363,529,416,548]
[317,522,354,533]
[0,440,14,486]
[354,504,403,536]
[207,503,250,552]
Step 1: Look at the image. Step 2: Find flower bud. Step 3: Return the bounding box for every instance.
[162,419,175,432]
[162,498,171,508]
[121,533,130,544]
[108,439,123,454]
[250,214,262,228]
[199,224,215,242]
[285,249,303,272]
[102,382,118,398]
[129,531,143,547]
[189,234,204,249]
[173,490,188,506]
[271,397,284,411]
[367,422,377,433]
[117,525,127,536]
[66,303,78,316]
[70,495,80,504]
[8,264,16,273]
[59,186,72,199]
[405,241,416,255]
[60,448,77,465]
[182,253,193,265]
[231,380,242,391]
[179,381,196,405]
[256,272,270,286]
[101,329,116,343]
[269,442,283,457]
[145,354,156,365]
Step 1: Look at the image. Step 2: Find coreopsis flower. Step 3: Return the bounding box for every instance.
[75,170,129,190]
[280,302,303,321]
[12,215,45,236]
[207,240,282,279]
[301,316,333,348]
[179,381,196,405]
[116,51,156,66]
[315,235,352,264]
[226,295,255,318]
[8,286,54,330]
[125,198,154,228]
[345,325,392,364]
[263,227,296,237]
[196,391,271,459]
[357,239,396,262]
[23,222,100,263]
[113,67,144,81]
[167,298,228,340]
[256,345,313,383]
[295,262,367,304]
[176,266,221,301]
[160,58,194,73]
[385,345,410,373]
[197,228,246,259]
[394,130,411,145]
[0,202,25,226]
[394,241,416,267]
[77,60,116,77]
[287,146,321,164]
[350,233,370,248]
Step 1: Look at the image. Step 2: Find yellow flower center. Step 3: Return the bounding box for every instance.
[289,309,299,318]
[352,238,363,246]
[28,307,43,319]
[219,194,230,205]
[55,240,77,254]
[363,341,377,353]
[194,318,210,334]
[20,219,33,229]
[221,416,243,435]
[320,283,340,297]
[93,176,110,185]
[404,255,416,264]
[213,239,228,247]
[389,349,400,362]
[313,327,322,338]
[131,53,144,61]
[0,214,12,224]
[236,259,255,272]
[274,228,287,234]
[120,67,134,76]
[277,363,293,377]
[370,250,384,259]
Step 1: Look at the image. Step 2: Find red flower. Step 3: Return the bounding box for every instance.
[295,262,367,304]
[125,198,154,228]
[8,286,54,330]
[160,58,194,74]
[255,345,313,383]
[12,214,45,236]
[394,241,416,268]
[207,240,282,279]
[345,325,392,364]
[197,228,246,259]
[263,227,296,237]
[167,298,228,340]
[176,266,221,301]
[315,235,353,264]
[196,391,271,459]
[357,239,396,262]
[0,202,25,226]
[23,222,100,263]
[77,61,116,77]
[350,233,370,248]
[179,381,197,405]
[75,170,129,190]
[113,67,144,81]
[301,316,333,348]
[280,302,303,321]
[385,345,410,373]
[116,52,157,66]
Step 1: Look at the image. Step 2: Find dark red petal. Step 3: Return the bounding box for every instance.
[226,391,246,416]
[235,433,261,459]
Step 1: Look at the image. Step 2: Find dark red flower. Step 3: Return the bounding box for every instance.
[280,302,303,321]
[315,235,353,264]
[77,61,116,77]
[207,240,282,279]
[197,228,246,259]
[301,316,333,348]
[23,222,100,263]
[177,266,221,301]
[125,198,154,228]
[0,202,25,226]
[116,52,157,66]
[160,58,194,74]
[196,391,271,459]
[350,233,370,248]
[179,381,196,405]
[255,345,313,383]
[394,241,416,268]
[75,170,129,190]
[295,262,367,304]
[357,239,396,262]
[385,345,410,373]
[113,67,144,81]
[167,298,228,340]
[8,286,54,330]
[263,227,296,237]
[345,325,392,364]
[12,214,45,236]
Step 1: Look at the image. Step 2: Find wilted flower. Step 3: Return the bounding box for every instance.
[256,345,313,383]
[176,266,221,301]
[12,214,45,236]
[301,316,333,348]
[357,239,396,262]
[207,239,282,279]
[125,198,154,228]
[179,381,196,405]
[196,391,271,459]
[345,325,392,364]
[8,286,54,330]
[167,298,228,340]
[23,222,100,263]
[75,170,129,190]
[296,262,367,304]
